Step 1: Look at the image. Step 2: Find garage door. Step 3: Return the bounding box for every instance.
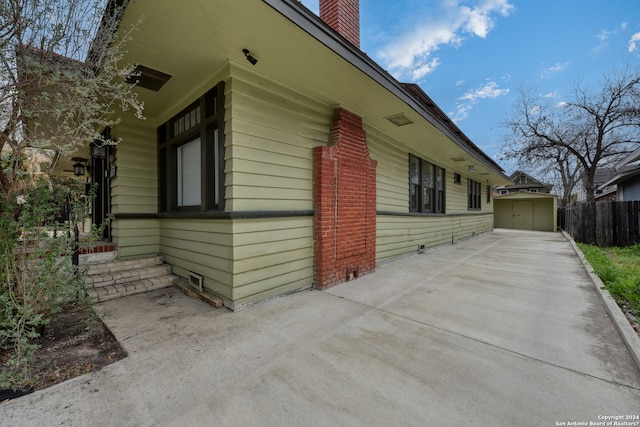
[513,201,533,230]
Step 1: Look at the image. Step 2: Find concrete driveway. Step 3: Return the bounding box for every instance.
[2,229,640,426]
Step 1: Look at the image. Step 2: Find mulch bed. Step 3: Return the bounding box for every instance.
[1,304,126,402]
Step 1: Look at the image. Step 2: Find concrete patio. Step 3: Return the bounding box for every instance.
[1,229,639,426]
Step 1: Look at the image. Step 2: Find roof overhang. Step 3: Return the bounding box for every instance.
[615,145,640,169]
[101,0,509,184]
[599,166,640,188]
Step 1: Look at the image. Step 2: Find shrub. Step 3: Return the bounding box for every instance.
[0,177,97,391]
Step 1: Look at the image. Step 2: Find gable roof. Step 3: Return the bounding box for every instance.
[94,0,509,184]
[496,171,551,191]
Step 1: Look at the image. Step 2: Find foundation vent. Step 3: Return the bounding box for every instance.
[188,271,204,291]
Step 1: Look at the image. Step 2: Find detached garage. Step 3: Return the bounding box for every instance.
[494,192,558,232]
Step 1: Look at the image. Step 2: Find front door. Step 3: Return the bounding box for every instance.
[513,200,533,230]
[90,142,112,240]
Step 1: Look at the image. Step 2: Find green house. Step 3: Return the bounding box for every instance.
[63,0,510,310]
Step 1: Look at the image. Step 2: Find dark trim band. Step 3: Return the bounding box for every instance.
[111,210,315,220]
[377,211,494,218]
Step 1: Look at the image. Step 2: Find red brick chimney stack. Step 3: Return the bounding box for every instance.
[319,0,360,48]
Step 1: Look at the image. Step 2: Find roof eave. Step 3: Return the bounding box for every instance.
[615,145,640,170]
[262,0,507,179]
[599,167,640,188]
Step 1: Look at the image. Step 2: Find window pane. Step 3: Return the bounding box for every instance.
[422,161,433,188]
[422,186,432,212]
[409,155,420,211]
[177,137,201,206]
[410,155,420,185]
[436,167,444,190]
[410,183,419,211]
[213,129,219,206]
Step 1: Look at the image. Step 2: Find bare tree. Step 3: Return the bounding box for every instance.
[502,67,640,205]
[0,0,143,205]
[512,145,581,207]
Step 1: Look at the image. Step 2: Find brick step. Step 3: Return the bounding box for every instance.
[87,274,178,302]
[83,254,177,302]
[85,264,171,289]
[85,255,165,276]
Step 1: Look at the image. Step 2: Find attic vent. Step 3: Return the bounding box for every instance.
[450,156,466,162]
[385,113,413,126]
[126,64,172,91]
[188,271,204,291]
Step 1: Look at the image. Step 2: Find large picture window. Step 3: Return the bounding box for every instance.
[176,137,201,207]
[158,82,225,213]
[409,154,445,213]
[468,179,482,210]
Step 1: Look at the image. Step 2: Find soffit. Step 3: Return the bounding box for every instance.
[116,0,509,184]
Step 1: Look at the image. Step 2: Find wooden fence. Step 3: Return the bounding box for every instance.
[558,201,640,247]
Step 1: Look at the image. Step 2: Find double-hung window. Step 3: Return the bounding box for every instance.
[158,82,225,213]
[409,154,445,213]
[468,179,482,210]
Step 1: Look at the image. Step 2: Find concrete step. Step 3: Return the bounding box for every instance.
[87,274,178,302]
[80,250,118,265]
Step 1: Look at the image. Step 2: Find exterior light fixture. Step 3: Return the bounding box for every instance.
[71,157,88,176]
[243,49,258,66]
[91,143,106,159]
[467,165,475,173]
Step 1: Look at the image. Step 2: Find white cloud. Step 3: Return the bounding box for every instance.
[596,29,611,43]
[459,80,509,102]
[451,80,509,122]
[412,58,441,80]
[593,22,629,53]
[539,62,570,79]
[379,0,514,80]
[629,32,640,52]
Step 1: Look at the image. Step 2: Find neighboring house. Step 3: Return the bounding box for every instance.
[494,171,552,195]
[58,0,510,310]
[598,145,640,201]
[576,167,618,202]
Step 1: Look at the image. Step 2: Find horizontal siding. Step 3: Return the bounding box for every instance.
[367,124,492,215]
[226,71,330,211]
[230,217,314,309]
[111,114,158,215]
[377,214,494,263]
[112,219,160,258]
[367,129,408,212]
[159,219,234,300]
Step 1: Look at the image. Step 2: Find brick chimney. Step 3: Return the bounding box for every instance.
[319,0,360,48]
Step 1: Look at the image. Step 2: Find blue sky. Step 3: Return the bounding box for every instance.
[300,0,640,173]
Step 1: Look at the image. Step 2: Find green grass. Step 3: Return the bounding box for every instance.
[578,243,640,317]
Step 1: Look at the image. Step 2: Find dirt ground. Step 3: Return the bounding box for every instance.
[1,304,126,395]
